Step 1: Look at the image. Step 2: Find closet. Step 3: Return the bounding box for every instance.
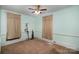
[7,12,21,40]
[42,15,52,40]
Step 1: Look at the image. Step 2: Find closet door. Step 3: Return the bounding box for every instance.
[42,15,52,40]
[7,13,16,40]
[14,14,21,38]
[7,13,21,40]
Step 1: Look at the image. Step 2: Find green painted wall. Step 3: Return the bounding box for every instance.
[21,14,36,39]
[0,8,1,50]
[53,6,79,35]
[34,6,79,51]
[1,9,36,46]
[53,6,79,50]
[33,16,42,39]
[1,10,7,46]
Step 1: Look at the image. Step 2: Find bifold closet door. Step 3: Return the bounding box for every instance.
[42,15,52,40]
[7,13,21,40]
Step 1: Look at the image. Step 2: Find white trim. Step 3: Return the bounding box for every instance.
[1,9,21,15]
[40,12,53,17]
[41,38,79,51]
[1,32,28,46]
[54,40,79,51]
[40,38,55,45]
[54,33,79,37]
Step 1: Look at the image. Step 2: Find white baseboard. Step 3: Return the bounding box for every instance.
[1,38,27,46]
[54,40,79,51]
[40,38,54,45]
[40,38,79,51]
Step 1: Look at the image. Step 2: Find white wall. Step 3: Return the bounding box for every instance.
[1,9,36,46]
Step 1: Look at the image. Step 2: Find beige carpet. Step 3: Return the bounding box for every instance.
[1,39,76,54]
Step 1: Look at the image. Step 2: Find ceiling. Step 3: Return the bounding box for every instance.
[1,5,71,16]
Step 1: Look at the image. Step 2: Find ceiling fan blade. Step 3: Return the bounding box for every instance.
[40,12,42,14]
[32,11,35,13]
[40,9,47,11]
[28,8,35,10]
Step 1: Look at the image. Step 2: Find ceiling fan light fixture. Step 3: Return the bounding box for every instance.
[34,11,41,15]
[28,5,47,15]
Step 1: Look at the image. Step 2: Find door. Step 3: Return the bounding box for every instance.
[7,13,21,40]
[42,15,52,40]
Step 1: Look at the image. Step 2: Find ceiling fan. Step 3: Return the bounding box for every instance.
[28,5,47,15]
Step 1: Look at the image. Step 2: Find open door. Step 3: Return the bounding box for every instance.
[42,15,52,40]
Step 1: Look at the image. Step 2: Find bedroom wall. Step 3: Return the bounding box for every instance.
[0,9,1,52]
[53,6,79,51]
[1,9,36,46]
[33,16,42,39]
[35,6,79,51]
